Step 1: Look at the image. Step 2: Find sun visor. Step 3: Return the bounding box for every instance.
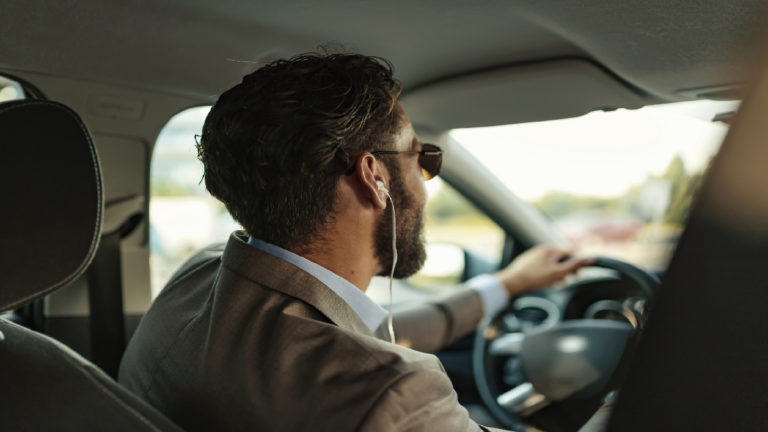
[0,100,103,311]
[400,59,646,131]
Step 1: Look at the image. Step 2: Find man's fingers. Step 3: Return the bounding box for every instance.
[557,257,596,275]
[550,248,575,262]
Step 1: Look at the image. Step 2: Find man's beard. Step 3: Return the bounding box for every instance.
[374,173,427,279]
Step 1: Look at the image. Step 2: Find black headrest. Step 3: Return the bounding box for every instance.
[0,100,103,311]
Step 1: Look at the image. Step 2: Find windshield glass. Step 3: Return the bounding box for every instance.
[451,100,738,271]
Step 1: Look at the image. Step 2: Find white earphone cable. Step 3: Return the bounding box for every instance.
[384,190,397,345]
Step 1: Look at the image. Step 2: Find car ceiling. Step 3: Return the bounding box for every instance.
[1,0,763,117]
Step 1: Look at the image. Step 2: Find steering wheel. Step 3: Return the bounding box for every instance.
[472,257,660,430]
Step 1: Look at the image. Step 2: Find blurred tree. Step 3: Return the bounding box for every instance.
[665,173,699,225]
[639,154,705,226]
[531,154,707,227]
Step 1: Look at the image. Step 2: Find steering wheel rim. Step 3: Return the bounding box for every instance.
[592,257,659,303]
[472,256,661,430]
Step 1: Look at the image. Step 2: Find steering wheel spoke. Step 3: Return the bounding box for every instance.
[496,382,548,414]
[488,332,525,356]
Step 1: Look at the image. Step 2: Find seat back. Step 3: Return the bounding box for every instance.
[0,99,183,431]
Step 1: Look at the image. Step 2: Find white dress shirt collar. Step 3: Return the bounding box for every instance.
[247,237,388,333]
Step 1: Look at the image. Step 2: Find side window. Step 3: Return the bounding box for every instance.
[367,178,506,306]
[150,107,240,297]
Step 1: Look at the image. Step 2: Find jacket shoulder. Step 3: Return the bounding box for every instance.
[165,243,225,288]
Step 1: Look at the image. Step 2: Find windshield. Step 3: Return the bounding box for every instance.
[451,100,738,271]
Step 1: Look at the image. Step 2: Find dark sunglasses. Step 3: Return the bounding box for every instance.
[344,144,445,181]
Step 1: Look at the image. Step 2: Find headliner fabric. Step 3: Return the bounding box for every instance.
[0,100,102,311]
[0,0,763,106]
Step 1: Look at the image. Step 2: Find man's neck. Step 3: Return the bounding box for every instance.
[291,225,379,293]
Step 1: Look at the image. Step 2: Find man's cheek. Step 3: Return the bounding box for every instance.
[416,179,428,211]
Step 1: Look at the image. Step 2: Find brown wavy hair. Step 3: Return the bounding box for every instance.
[197,48,403,250]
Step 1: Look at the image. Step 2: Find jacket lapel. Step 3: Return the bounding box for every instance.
[220,232,375,338]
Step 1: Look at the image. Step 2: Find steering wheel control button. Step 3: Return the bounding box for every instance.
[503,357,526,386]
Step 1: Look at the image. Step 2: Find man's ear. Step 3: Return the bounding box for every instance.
[354,153,388,210]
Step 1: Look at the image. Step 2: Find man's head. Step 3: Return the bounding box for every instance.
[197,49,427,278]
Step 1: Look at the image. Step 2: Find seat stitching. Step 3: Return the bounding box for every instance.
[1,100,158,427]
[0,100,103,310]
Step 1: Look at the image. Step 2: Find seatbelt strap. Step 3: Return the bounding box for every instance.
[86,213,142,379]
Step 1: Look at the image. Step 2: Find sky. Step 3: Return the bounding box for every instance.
[451,100,739,201]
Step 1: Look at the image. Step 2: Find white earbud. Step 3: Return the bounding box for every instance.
[376,179,397,345]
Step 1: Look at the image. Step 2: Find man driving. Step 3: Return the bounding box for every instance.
[119,50,597,431]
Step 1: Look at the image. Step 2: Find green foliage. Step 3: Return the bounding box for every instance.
[652,155,707,225]
[660,156,688,224]
[666,172,703,225]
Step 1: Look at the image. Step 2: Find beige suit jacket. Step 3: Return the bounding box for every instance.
[119,232,505,431]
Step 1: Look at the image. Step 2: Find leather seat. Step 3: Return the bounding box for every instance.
[0,99,183,431]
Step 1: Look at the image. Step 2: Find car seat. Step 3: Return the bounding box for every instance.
[0,99,184,431]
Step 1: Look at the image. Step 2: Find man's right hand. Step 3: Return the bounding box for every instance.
[493,245,595,297]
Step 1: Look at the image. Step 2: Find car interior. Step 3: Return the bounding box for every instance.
[2,1,768,431]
